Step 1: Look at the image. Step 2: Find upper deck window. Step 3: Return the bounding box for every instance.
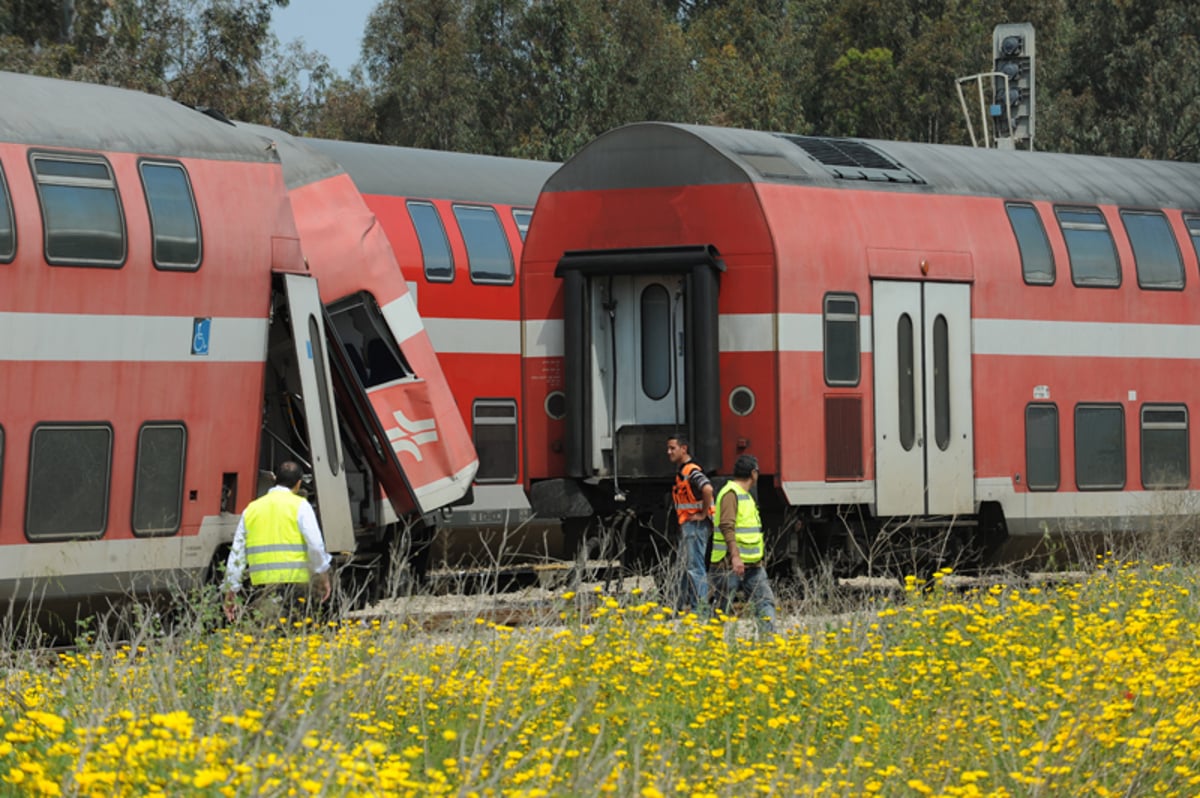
[328,291,415,389]
[31,153,125,267]
[407,201,454,282]
[512,208,532,241]
[0,164,14,262]
[139,161,202,270]
[1185,215,1200,271]
[1121,210,1183,290]
[1056,207,1119,287]
[1006,202,1054,285]
[454,204,514,285]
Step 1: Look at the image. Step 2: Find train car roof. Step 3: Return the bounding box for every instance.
[545,122,1200,210]
[305,138,559,207]
[0,71,279,163]
[235,123,344,190]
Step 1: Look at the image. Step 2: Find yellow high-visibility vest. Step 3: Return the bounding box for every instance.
[243,490,309,585]
[711,481,763,564]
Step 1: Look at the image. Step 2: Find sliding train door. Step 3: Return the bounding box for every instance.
[872,280,974,516]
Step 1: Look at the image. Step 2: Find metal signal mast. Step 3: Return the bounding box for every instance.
[957,23,1036,150]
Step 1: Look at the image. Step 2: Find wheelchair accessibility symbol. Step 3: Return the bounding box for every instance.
[192,317,211,356]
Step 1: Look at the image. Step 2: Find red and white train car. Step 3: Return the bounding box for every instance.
[0,72,473,623]
[520,122,1200,573]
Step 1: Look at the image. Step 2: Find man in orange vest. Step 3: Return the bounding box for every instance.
[667,434,714,613]
[223,461,333,623]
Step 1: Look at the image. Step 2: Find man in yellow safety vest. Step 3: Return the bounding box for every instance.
[711,454,776,634]
[223,461,333,623]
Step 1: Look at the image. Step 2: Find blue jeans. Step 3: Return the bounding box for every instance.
[678,518,710,613]
[710,566,776,634]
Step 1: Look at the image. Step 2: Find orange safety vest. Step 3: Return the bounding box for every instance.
[673,461,713,526]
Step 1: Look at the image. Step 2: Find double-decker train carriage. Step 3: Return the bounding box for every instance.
[0,72,473,624]
[305,138,560,570]
[520,122,1200,577]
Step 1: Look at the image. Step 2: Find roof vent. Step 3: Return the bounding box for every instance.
[777,134,925,184]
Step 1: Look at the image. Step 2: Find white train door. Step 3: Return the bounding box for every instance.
[872,281,974,516]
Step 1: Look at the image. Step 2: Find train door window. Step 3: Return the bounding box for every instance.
[1184,215,1200,271]
[641,284,672,400]
[897,313,915,451]
[1025,403,1059,491]
[328,292,415,388]
[512,208,533,241]
[139,161,202,271]
[407,201,454,282]
[823,293,860,386]
[31,153,125,267]
[1121,210,1183,290]
[473,399,518,483]
[26,423,112,540]
[0,164,14,262]
[1141,405,1188,489]
[132,423,187,536]
[1006,202,1054,285]
[454,205,514,285]
[1055,207,1119,287]
[1074,404,1125,490]
[932,315,950,450]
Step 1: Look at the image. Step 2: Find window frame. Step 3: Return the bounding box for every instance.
[1006,201,1055,285]
[472,398,519,484]
[131,421,188,537]
[512,208,533,241]
[1024,403,1060,491]
[453,203,515,286]
[1119,208,1184,291]
[1055,205,1120,288]
[1140,403,1189,490]
[29,150,127,268]
[1074,403,1126,491]
[0,162,14,263]
[407,200,455,283]
[823,292,861,387]
[138,159,203,272]
[1184,213,1200,276]
[25,422,114,541]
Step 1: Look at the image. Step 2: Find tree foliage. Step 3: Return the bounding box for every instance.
[3,0,1200,162]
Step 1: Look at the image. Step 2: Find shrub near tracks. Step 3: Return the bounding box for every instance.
[1,564,1200,796]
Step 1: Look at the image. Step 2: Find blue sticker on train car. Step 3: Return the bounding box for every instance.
[192,317,211,356]
[306,340,313,360]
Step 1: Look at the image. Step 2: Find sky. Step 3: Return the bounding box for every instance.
[271,0,378,75]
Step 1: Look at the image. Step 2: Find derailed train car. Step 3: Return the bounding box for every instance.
[518,122,1200,576]
[0,72,474,623]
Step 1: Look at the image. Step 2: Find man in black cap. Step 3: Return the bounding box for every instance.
[710,454,776,635]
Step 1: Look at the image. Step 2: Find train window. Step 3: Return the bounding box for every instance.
[1056,207,1119,287]
[932,315,950,451]
[640,284,672,401]
[26,423,112,540]
[1025,404,1059,491]
[897,313,915,451]
[512,209,533,241]
[454,205,514,285]
[1121,210,1183,290]
[139,161,202,271]
[0,164,14,262]
[473,399,518,483]
[328,292,416,388]
[132,423,187,536]
[1141,405,1188,489]
[823,293,860,386]
[1006,203,1054,285]
[31,153,125,267]
[1184,215,1200,272]
[407,201,454,282]
[1075,404,1125,490]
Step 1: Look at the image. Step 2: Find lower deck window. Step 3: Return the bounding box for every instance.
[1141,405,1188,489]
[1075,404,1125,490]
[133,423,187,536]
[27,424,112,539]
[1025,403,1059,491]
[473,399,518,483]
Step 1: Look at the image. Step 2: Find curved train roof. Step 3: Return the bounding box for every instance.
[546,122,1200,210]
[306,138,558,207]
[235,123,345,190]
[0,71,279,163]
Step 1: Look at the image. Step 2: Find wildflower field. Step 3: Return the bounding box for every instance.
[2,563,1199,797]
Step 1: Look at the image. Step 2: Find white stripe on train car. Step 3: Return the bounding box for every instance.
[0,313,267,362]
[523,319,564,358]
[380,292,426,344]
[974,318,1200,359]
[424,317,521,355]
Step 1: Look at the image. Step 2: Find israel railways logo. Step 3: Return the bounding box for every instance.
[386,409,439,461]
